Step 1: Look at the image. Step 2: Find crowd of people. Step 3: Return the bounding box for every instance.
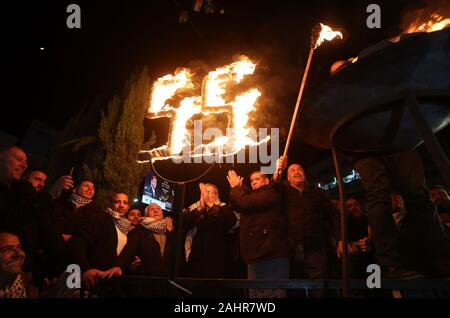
[0,145,449,298]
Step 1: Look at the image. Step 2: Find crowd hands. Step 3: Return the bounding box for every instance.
[1,146,449,298]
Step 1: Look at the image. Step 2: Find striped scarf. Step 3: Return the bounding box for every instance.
[106,208,134,235]
[141,217,168,234]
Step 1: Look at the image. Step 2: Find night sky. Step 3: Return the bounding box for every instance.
[3,0,425,133]
[3,0,447,176]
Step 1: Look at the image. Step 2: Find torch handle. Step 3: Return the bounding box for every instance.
[283,47,315,157]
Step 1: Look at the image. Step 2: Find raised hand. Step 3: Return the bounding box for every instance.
[49,175,74,199]
[227,170,243,188]
[273,156,288,182]
[357,237,370,253]
[166,217,174,232]
[277,156,288,171]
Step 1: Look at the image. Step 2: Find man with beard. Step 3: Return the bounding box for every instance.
[0,147,64,289]
[104,204,174,277]
[0,232,27,298]
[338,198,373,279]
[101,203,175,296]
[22,168,47,192]
[337,198,370,257]
[68,192,132,290]
[126,207,143,227]
[20,167,67,286]
[52,179,98,242]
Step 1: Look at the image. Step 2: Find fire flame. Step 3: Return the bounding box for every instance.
[404,12,450,34]
[149,68,194,114]
[314,23,343,49]
[142,56,269,162]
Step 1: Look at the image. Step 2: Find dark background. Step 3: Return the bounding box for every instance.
[3,0,425,136]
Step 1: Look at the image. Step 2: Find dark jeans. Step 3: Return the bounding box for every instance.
[290,245,328,298]
[247,256,289,298]
[354,150,450,273]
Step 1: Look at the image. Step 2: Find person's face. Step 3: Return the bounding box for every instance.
[147,204,164,221]
[127,209,142,226]
[250,172,269,190]
[111,193,129,216]
[25,171,47,192]
[0,233,25,276]
[345,198,362,217]
[0,147,28,182]
[430,188,449,205]
[75,181,95,200]
[331,199,340,211]
[151,177,157,189]
[287,164,305,187]
[205,185,219,203]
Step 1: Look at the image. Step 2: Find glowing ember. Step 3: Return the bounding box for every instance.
[314,23,343,49]
[404,12,450,34]
[142,56,268,162]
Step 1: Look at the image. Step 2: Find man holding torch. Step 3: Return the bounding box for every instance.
[274,156,336,297]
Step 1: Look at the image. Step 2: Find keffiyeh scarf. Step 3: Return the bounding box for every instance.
[106,208,134,235]
[141,217,168,234]
[70,193,92,208]
[0,274,26,298]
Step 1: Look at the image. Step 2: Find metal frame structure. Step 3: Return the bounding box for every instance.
[329,88,450,297]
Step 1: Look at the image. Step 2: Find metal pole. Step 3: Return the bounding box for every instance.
[169,182,192,295]
[331,146,349,298]
[172,182,186,279]
[405,90,450,188]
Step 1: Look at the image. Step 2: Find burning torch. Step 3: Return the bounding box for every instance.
[281,23,343,161]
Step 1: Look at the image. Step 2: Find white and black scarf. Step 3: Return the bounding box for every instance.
[106,208,134,235]
[0,274,26,298]
[70,193,92,208]
[141,217,168,234]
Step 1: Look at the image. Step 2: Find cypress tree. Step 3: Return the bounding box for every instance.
[49,67,155,208]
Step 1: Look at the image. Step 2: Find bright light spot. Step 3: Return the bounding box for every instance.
[40,47,45,51]
[133,198,139,202]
